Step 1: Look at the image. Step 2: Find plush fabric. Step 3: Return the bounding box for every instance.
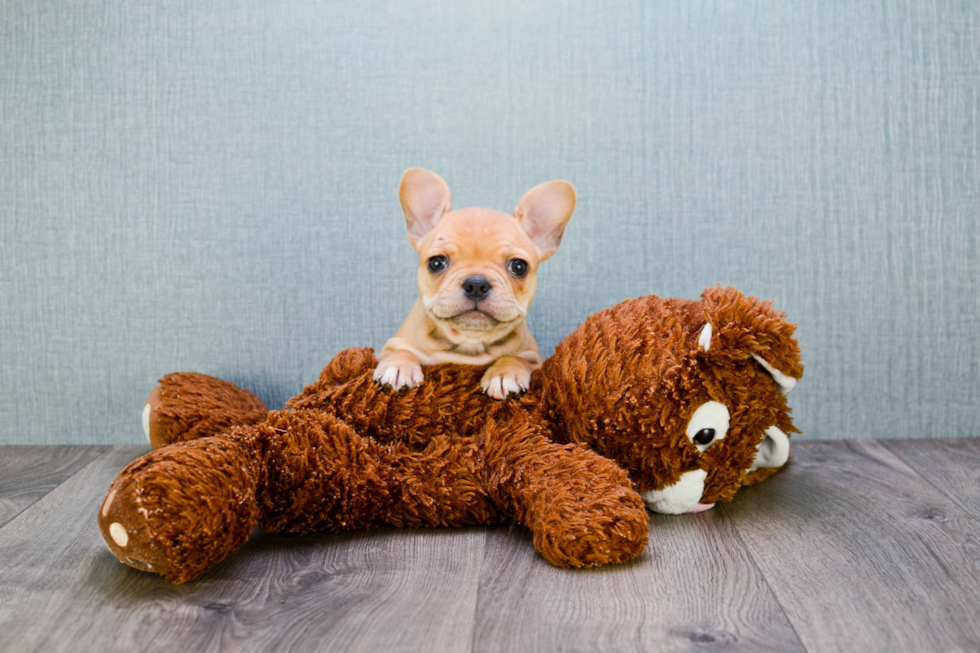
[144,373,269,449]
[98,287,802,583]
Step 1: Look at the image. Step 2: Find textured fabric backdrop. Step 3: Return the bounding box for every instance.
[1,0,978,445]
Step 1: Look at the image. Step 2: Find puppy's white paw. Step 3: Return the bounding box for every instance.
[480,363,531,400]
[373,359,424,391]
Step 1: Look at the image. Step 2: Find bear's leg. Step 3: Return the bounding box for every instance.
[143,348,376,450]
[99,432,263,583]
[255,408,500,533]
[479,411,649,568]
[101,408,498,583]
[143,372,267,448]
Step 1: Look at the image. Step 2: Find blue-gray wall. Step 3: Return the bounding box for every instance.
[2,0,978,445]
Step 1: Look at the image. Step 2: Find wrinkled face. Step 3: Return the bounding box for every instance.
[398,168,575,339]
[416,208,540,333]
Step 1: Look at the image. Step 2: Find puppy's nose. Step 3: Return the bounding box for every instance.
[462,276,492,302]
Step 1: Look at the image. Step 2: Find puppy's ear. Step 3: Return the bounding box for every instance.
[513,180,577,261]
[399,168,452,247]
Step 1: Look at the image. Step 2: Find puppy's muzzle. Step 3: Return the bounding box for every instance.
[462,276,492,302]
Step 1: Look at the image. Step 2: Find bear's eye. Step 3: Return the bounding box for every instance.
[507,259,529,277]
[686,401,730,451]
[427,256,449,273]
[693,428,715,446]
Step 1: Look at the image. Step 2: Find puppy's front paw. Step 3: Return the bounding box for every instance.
[373,359,424,391]
[480,359,531,400]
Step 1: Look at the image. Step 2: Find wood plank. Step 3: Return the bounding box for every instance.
[0,445,109,528]
[0,446,486,653]
[473,516,805,652]
[723,440,980,653]
[212,528,485,652]
[882,438,980,523]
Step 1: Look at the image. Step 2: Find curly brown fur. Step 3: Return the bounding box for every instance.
[478,408,648,566]
[254,408,500,532]
[101,286,801,582]
[146,372,267,449]
[541,287,802,503]
[100,434,263,583]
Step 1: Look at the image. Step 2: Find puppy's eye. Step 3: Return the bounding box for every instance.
[507,259,529,277]
[427,256,448,273]
[693,428,715,446]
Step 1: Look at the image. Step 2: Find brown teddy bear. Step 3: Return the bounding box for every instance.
[98,286,802,583]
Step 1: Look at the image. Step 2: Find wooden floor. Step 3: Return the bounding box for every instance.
[1,440,979,652]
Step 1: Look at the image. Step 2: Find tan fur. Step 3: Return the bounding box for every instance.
[375,169,576,399]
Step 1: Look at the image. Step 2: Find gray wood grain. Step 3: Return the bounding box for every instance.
[883,438,980,523]
[0,445,109,528]
[473,517,805,652]
[723,440,980,653]
[0,446,485,653]
[5,441,980,652]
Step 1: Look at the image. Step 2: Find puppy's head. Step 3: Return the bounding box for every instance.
[399,168,576,334]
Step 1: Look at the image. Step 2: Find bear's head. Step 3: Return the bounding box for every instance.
[542,286,803,514]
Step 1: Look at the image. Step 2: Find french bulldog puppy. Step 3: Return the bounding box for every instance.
[373,168,576,400]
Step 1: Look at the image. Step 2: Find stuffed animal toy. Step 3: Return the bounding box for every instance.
[98,287,802,583]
